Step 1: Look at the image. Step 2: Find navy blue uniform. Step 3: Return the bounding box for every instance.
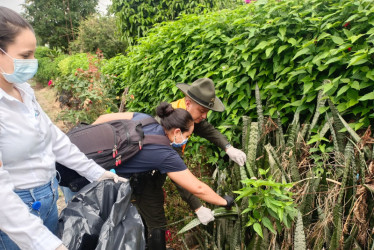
[115,113,186,177]
[116,113,187,247]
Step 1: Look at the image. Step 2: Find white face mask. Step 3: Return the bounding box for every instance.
[0,48,38,84]
[170,131,189,148]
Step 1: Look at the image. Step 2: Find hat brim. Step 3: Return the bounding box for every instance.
[176,83,225,112]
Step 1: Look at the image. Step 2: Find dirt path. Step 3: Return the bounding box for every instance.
[32,82,67,213]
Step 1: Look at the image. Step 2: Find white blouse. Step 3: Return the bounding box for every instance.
[0,82,105,249]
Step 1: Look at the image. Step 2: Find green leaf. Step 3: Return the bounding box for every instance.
[348,54,368,67]
[359,91,374,101]
[288,38,297,46]
[303,82,313,94]
[337,85,349,97]
[292,48,310,60]
[248,68,257,80]
[331,36,345,45]
[252,41,269,51]
[262,217,277,234]
[318,32,330,40]
[253,223,263,238]
[349,34,364,43]
[266,47,274,58]
[278,45,289,54]
[278,27,286,41]
[325,57,341,65]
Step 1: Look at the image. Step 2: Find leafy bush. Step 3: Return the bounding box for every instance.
[114,0,374,146]
[34,46,66,86]
[111,0,243,45]
[69,15,127,58]
[100,54,129,97]
[58,53,91,76]
[235,169,297,238]
[54,51,117,126]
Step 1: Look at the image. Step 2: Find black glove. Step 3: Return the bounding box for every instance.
[222,195,235,210]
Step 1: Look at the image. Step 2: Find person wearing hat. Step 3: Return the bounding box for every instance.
[170,77,246,226]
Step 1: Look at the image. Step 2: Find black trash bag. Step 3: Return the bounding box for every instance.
[58,180,145,250]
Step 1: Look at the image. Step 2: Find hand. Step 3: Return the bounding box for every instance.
[195,206,215,225]
[222,195,235,210]
[55,244,68,250]
[226,146,246,166]
[98,171,129,183]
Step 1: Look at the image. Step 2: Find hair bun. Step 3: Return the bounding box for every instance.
[156,102,174,118]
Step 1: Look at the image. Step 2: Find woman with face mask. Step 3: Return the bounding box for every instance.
[77,102,234,250]
[0,7,127,250]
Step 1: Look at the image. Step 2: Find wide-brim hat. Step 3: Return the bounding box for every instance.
[176,78,225,112]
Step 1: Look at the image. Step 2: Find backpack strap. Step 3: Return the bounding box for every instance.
[139,117,159,127]
[139,116,170,146]
[143,135,170,146]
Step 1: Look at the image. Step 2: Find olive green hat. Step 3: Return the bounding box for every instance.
[176,78,225,112]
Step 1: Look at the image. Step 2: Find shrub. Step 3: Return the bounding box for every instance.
[100,54,129,97]
[58,53,91,76]
[69,15,127,58]
[111,0,244,45]
[54,51,117,126]
[114,0,374,144]
[34,46,66,86]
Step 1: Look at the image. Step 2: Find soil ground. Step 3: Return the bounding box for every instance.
[32,81,67,213]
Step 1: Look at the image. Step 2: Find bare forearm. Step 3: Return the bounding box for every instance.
[167,170,226,206]
[93,112,134,124]
[191,182,227,206]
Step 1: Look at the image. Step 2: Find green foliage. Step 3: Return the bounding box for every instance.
[69,15,127,58]
[54,52,117,126]
[100,54,129,96]
[58,53,91,76]
[111,0,374,144]
[234,169,298,238]
[23,0,99,49]
[34,46,66,86]
[111,0,243,45]
[178,207,238,235]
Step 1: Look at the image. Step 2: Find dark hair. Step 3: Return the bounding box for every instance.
[156,102,193,132]
[0,7,34,52]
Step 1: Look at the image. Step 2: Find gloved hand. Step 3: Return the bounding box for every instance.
[226,146,246,166]
[222,195,235,210]
[195,206,215,225]
[55,244,68,250]
[98,171,129,183]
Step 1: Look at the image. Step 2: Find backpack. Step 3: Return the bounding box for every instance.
[56,117,170,192]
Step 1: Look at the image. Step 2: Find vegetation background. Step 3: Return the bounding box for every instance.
[26,0,374,248]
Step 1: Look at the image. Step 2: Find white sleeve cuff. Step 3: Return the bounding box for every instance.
[27,230,62,250]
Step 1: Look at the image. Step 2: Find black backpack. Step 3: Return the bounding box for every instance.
[56,117,170,192]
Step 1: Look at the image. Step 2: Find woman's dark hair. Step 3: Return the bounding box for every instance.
[0,7,33,52]
[156,102,193,132]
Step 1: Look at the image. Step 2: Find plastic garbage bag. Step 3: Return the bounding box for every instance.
[58,180,145,250]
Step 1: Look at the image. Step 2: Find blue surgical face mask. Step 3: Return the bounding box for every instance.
[171,131,189,148]
[0,48,38,84]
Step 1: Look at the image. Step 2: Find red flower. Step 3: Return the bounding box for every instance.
[343,22,350,28]
[348,47,352,51]
[165,230,172,242]
[48,80,53,86]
